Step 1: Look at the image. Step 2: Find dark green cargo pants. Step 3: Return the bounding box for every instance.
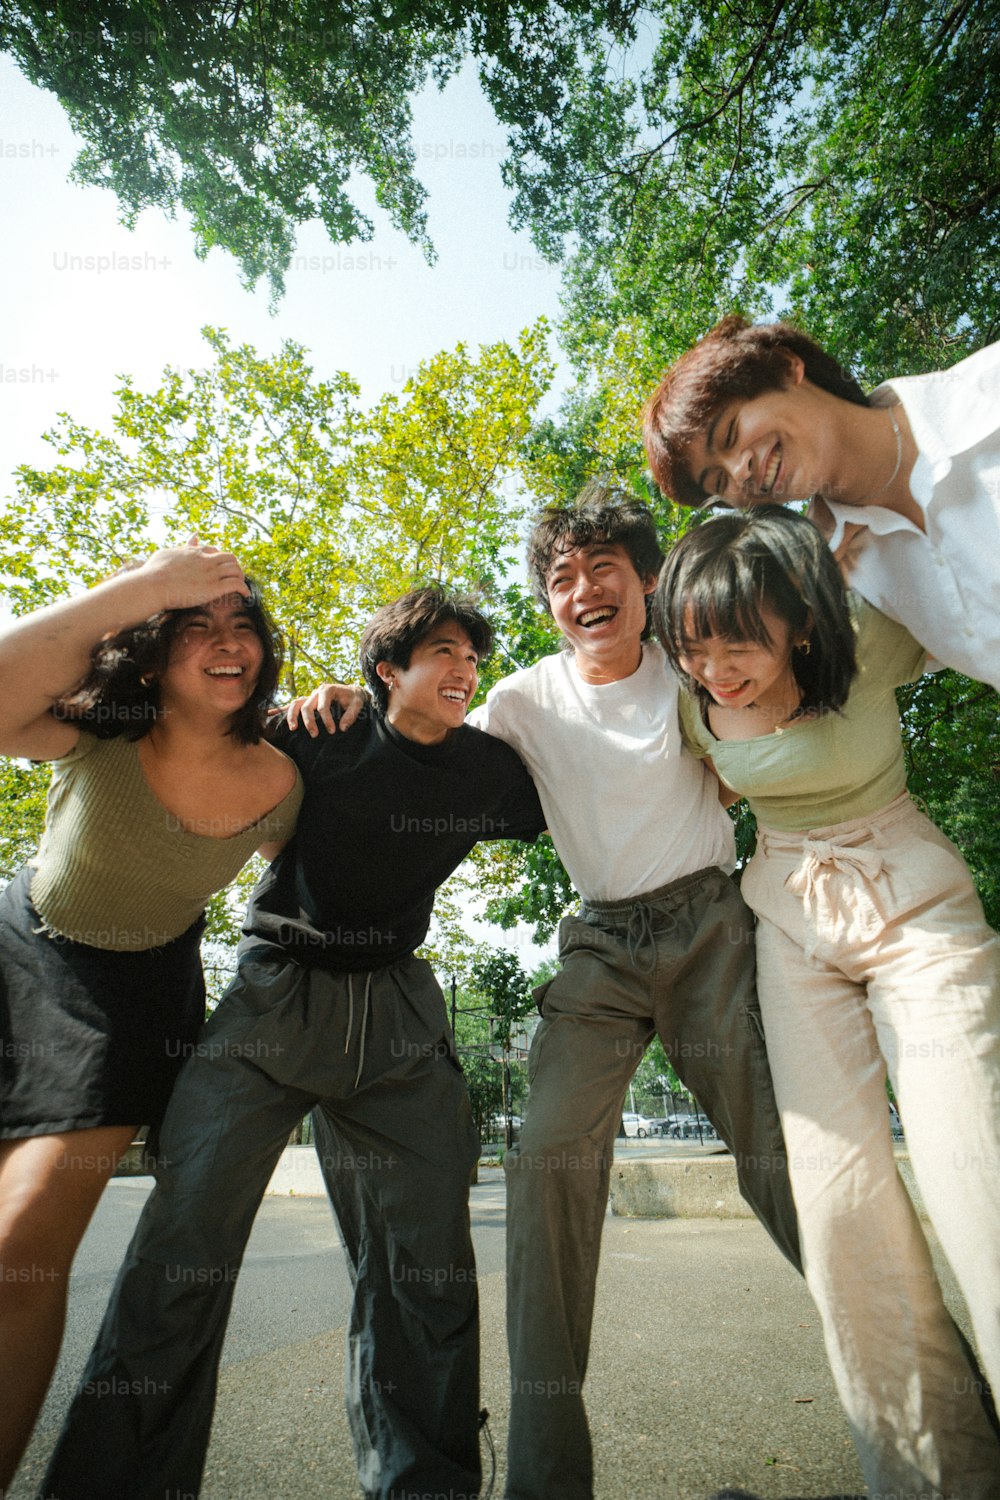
[505,866,799,1500]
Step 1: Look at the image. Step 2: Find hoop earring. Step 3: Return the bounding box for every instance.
[796,639,811,657]
[140,672,155,687]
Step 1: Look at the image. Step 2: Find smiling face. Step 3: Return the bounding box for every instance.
[159,595,264,722]
[379,625,479,744]
[685,359,841,507]
[545,542,657,684]
[677,604,800,716]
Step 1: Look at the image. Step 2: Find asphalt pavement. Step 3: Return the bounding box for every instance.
[10,1156,974,1500]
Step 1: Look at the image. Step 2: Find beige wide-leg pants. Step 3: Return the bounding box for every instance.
[743,792,1000,1500]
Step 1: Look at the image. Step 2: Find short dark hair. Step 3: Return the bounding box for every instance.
[55,577,283,746]
[653,506,857,714]
[360,585,494,716]
[526,479,665,625]
[644,314,871,507]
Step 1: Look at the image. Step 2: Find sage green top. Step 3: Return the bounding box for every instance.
[679,596,927,832]
[29,731,303,950]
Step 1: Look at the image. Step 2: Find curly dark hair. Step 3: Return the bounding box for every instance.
[644,314,870,507]
[54,577,283,746]
[360,584,494,716]
[526,479,665,632]
[654,506,857,715]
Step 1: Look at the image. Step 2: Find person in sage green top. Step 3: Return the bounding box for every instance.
[0,542,302,1492]
[655,504,1000,1500]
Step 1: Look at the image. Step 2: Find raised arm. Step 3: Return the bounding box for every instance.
[0,543,248,761]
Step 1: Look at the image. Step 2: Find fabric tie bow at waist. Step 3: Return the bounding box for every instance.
[786,838,886,900]
[780,837,889,966]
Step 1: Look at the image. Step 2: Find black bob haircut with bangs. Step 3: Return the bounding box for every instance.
[360,584,494,716]
[653,507,857,714]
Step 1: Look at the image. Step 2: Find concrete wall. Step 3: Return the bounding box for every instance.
[118,1142,922,1221]
[609,1151,927,1220]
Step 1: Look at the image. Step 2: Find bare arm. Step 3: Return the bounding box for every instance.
[705,755,741,809]
[0,543,248,762]
[256,839,287,863]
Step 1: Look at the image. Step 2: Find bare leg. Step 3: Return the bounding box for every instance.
[0,1125,135,1489]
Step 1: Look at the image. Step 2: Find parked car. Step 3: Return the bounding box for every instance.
[648,1117,679,1137]
[677,1113,716,1139]
[483,1114,523,1139]
[620,1112,657,1139]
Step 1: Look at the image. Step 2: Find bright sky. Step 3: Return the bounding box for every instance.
[0,54,569,490]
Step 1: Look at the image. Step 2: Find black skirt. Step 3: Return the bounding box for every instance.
[0,867,206,1137]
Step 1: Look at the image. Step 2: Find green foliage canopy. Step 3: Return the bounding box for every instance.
[505,0,1000,382]
[3,320,554,685]
[0,0,634,298]
[0,322,559,981]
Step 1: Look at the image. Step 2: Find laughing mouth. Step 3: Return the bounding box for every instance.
[206,665,245,676]
[759,446,782,495]
[441,689,467,703]
[578,606,617,627]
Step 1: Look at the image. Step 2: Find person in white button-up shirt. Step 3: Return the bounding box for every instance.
[643,314,1000,691]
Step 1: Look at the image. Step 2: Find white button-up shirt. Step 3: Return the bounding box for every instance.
[811,339,1000,691]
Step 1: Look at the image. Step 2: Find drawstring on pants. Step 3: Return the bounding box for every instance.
[479,1407,496,1500]
[344,972,373,1088]
[624,899,657,975]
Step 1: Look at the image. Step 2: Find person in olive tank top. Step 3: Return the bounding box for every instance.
[0,542,300,1491]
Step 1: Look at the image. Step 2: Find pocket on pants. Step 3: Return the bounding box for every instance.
[532,977,555,1015]
[739,852,801,942]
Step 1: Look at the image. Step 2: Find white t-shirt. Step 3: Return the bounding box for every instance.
[815,339,1000,690]
[471,641,735,902]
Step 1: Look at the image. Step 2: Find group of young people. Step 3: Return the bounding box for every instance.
[0,316,997,1500]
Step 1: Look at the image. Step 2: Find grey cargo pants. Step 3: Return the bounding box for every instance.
[40,951,482,1500]
[505,866,800,1500]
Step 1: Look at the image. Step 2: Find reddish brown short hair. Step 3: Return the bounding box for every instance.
[643,314,870,507]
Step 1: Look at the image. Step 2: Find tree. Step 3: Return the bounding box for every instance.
[0,0,634,298]
[451,991,506,1145]
[2,319,553,678]
[629,1034,685,1113]
[493,1,1000,929]
[504,0,1000,383]
[899,672,1000,930]
[469,948,533,1050]
[0,321,556,989]
[500,0,1000,539]
[467,948,534,1143]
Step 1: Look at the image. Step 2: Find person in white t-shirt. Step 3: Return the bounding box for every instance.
[470,486,803,1500]
[642,314,1000,692]
[289,485,801,1500]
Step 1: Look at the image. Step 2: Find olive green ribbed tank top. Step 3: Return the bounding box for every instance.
[29,731,302,951]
